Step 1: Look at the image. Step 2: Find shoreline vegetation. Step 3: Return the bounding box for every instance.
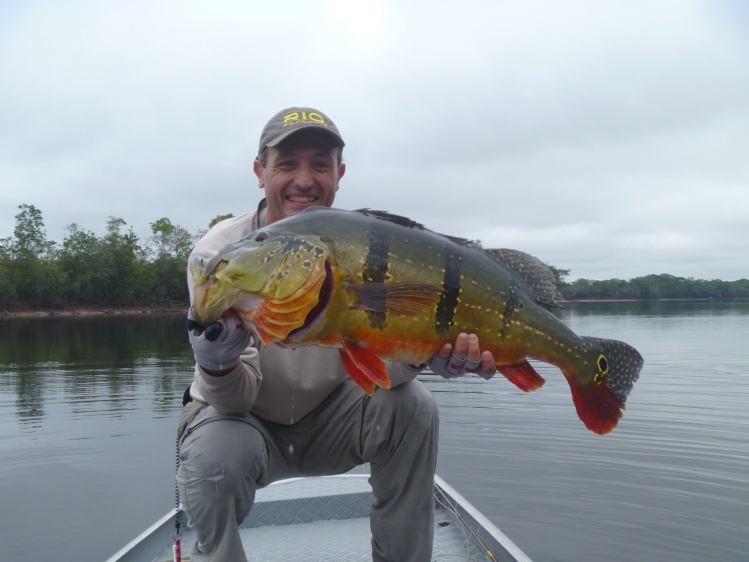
[3,297,747,319]
[3,205,748,317]
[1,305,186,318]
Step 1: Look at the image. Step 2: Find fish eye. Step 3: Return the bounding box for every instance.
[254,232,268,242]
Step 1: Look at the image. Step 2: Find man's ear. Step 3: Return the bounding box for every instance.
[253,159,264,188]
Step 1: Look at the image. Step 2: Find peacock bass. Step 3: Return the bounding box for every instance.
[190,207,643,435]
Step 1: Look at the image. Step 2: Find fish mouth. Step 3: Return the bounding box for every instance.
[287,260,334,338]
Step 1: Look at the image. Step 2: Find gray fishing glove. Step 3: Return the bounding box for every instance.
[427,353,495,380]
[187,309,252,371]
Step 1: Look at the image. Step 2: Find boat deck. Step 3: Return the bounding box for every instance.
[119,474,529,562]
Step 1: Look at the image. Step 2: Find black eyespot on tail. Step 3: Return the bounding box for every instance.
[598,355,609,376]
[591,338,643,404]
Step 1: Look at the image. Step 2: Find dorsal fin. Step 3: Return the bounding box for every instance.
[354,211,482,251]
[353,209,564,308]
[484,248,564,308]
[354,208,426,230]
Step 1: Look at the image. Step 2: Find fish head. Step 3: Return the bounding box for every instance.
[190,232,331,343]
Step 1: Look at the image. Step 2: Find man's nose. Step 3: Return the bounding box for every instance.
[293,165,314,189]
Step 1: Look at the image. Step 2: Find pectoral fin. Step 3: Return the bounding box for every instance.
[339,339,392,394]
[498,360,546,392]
[346,282,442,315]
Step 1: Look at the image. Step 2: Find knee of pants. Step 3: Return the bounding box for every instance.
[362,380,439,470]
[384,380,438,419]
[369,380,439,439]
[180,418,268,489]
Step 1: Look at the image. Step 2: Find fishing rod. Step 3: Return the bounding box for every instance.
[434,483,499,562]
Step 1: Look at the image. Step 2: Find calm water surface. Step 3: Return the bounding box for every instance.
[1,302,748,562]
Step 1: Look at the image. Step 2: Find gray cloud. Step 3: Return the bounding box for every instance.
[1,0,747,281]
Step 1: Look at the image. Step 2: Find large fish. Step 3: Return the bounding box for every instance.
[190,207,643,434]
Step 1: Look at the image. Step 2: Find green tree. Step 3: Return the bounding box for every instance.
[148,217,195,302]
[58,223,102,303]
[150,218,194,259]
[0,236,18,309]
[13,204,54,260]
[7,205,58,304]
[208,213,234,229]
[98,216,146,305]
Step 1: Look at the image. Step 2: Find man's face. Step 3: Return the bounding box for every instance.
[253,132,345,225]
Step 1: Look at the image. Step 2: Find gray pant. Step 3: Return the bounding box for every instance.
[176,379,439,562]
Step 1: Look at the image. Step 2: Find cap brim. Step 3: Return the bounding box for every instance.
[265,125,345,149]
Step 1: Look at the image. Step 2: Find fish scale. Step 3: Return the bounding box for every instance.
[191,207,644,434]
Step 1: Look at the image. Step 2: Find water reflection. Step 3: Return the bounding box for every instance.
[1,305,748,562]
[0,313,194,426]
[0,313,189,365]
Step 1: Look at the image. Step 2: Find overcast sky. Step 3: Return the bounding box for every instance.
[1,0,747,281]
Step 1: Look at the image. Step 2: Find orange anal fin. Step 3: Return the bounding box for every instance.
[497,360,546,392]
[339,339,392,392]
[338,350,376,395]
[567,378,623,435]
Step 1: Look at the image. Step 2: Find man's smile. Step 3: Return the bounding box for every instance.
[287,195,317,203]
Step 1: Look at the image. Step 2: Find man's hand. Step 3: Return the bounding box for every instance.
[427,333,496,380]
[187,308,252,373]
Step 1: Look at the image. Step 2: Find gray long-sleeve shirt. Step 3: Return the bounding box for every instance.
[186,202,421,424]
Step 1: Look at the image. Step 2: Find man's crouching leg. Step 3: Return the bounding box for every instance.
[176,404,268,562]
[362,381,439,562]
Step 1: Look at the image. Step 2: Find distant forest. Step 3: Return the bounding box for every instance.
[1,204,747,312]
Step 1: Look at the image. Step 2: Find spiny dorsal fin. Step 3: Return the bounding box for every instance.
[353,209,564,308]
[355,210,482,250]
[354,209,426,230]
[484,248,564,308]
[442,234,483,251]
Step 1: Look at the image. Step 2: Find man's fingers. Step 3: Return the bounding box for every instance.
[186,319,204,336]
[438,342,453,360]
[203,321,224,342]
[481,350,496,376]
[453,333,469,359]
[466,334,481,362]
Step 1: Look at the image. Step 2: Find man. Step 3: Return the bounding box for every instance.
[178,107,496,561]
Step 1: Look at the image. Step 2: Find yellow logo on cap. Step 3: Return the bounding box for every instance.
[283,111,327,128]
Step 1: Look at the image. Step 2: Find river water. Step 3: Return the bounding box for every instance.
[1,302,747,561]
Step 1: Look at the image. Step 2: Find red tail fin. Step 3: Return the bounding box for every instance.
[566,378,623,435]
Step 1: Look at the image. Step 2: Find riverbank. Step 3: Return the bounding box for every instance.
[1,305,186,318]
[5,298,745,318]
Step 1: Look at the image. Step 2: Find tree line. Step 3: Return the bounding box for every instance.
[0,204,232,311]
[1,204,747,312]
[548,266,749,301]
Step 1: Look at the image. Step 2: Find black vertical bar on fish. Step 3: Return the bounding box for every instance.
[363,223,390,330]
[435,251,462,336]
[500,281,522,338]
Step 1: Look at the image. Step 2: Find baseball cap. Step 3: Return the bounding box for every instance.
[257,107,345,156]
